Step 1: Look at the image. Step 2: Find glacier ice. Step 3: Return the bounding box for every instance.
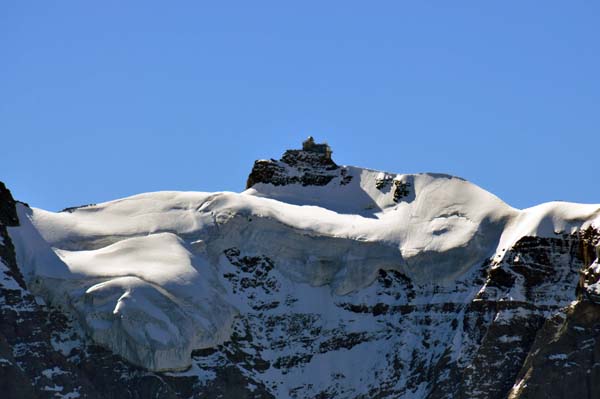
[8,168,600,371]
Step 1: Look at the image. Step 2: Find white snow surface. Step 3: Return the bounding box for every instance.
[8,166,600,372]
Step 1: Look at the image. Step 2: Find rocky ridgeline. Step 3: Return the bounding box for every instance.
[247,137,412,202]
[246,137,344,189]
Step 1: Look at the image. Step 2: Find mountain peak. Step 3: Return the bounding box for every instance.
[246,136,339,189]
[3,143,600,396]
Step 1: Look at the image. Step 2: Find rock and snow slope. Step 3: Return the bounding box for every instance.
[3,139,600,398]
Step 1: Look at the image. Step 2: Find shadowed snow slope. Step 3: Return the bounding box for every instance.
[8,166,600,372]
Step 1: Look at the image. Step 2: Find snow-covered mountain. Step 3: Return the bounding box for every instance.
[2,138,600,398]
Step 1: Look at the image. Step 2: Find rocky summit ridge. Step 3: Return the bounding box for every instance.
[1,138,600,399]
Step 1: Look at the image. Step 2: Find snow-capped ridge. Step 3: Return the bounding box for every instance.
[7,139,600,373]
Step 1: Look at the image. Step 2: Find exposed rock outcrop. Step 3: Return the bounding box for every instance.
[246,137,340,189]
[506,228,600,399]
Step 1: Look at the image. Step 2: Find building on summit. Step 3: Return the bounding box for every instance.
[302,136,332,160]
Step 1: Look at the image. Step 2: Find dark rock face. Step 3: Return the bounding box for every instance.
[506,227,600,399]
[246,139,341,189]
[435,231,599,399]
[508,301,600,399]
[0,183,25,289]
[0,182,18,227]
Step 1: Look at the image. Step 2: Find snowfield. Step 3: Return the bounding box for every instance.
[8,166,600,372]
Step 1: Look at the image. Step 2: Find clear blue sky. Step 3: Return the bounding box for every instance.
[1,2,599,211]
